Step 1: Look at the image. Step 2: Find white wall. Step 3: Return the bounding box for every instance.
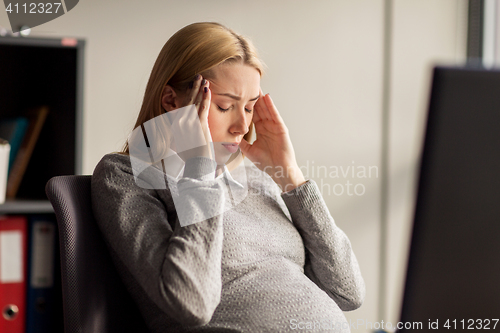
[385,0,468,326]
[0,1,469,331]
[483,0,500,67]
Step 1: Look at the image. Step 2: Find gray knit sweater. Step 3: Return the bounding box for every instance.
[91,153,365,332]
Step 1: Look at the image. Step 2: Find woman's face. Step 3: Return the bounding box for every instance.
[207,63,261,165]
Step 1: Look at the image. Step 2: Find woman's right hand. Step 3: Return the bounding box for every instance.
[171,75,214,161]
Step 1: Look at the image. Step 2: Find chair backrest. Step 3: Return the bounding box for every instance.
[45,175,149,333]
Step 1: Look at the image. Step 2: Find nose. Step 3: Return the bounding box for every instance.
[229,107,249,136]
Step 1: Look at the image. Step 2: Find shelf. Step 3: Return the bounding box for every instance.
[0,199,54,214]
[0,36,81,333]
[0,36,84,199]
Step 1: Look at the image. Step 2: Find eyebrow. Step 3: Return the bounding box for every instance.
[215,93,260,101]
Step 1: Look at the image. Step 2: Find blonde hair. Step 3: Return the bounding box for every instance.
[123,22,264,153]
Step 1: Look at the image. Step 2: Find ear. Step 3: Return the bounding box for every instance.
[161,85,180,112]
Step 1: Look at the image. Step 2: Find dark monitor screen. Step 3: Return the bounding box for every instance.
[399,66,500,332]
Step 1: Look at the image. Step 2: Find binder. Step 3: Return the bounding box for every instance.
[0,215,28,333]
[26,215,57,333]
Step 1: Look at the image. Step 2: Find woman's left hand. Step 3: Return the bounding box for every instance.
[239,91,306,192]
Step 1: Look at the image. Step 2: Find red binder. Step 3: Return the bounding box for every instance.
[0,215,27,333]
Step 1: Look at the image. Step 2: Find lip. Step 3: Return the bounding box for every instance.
[221,143,239,153]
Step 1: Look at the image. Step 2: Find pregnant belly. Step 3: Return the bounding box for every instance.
[208,257,350,333]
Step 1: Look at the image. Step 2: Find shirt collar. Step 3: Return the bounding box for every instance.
[218,165,245,188]
[163,148,244,188]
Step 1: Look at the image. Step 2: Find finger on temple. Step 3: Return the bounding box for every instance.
[199,85,211,118]
[256,94,271,120]
[264,94,283,123]
[252,101,263,123]
[194,85,204,106]
[190,75,203,105]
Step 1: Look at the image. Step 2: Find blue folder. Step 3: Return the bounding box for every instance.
[26,215,57,333]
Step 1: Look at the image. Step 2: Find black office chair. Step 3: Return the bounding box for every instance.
[46,175,149,333]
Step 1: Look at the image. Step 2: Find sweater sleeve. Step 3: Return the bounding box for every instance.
[281,180,366,311]
[91,154,225,326]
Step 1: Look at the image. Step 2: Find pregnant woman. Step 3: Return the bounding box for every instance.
[91,22,365,332]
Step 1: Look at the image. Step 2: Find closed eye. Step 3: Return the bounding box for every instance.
[217,105,253,113]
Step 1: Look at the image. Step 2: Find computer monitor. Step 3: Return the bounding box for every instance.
[399,66,500,332]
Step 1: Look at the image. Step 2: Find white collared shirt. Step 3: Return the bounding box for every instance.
[156,148,244,188]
